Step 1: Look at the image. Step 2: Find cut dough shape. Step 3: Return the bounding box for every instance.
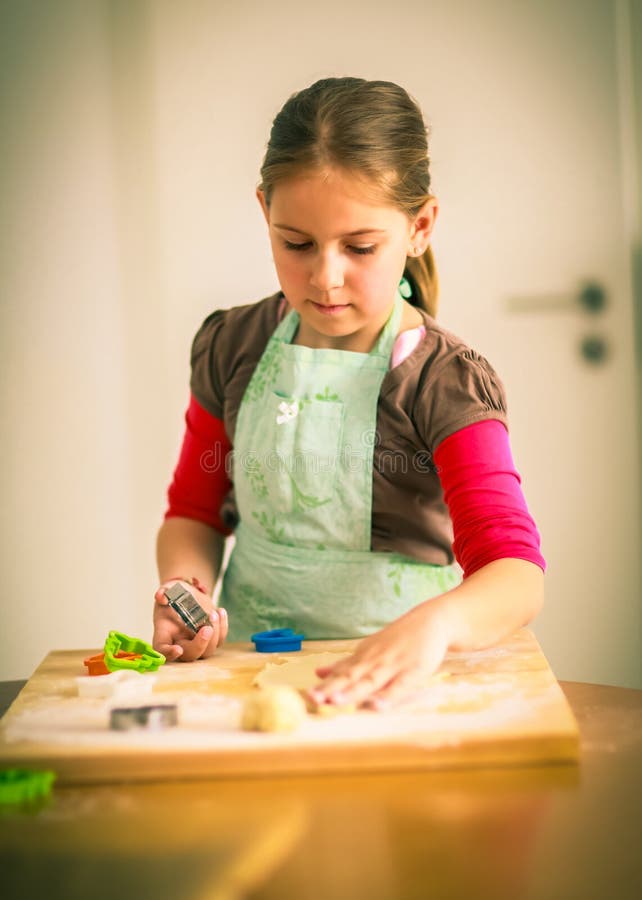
[241,685,307,733]
[253,651,351,691]
[75,671,157,700]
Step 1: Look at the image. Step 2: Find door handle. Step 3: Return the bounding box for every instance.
[580,334,609,364]
[506,281,610,365]
[505,281,607,314]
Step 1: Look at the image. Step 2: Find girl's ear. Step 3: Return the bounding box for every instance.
[409,196,439,253]
[256,188,270,224]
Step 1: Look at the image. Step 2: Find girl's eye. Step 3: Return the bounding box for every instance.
[283,240,376,256]
[283,240,312,251]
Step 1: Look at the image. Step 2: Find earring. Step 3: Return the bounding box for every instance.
[413,246,422,256]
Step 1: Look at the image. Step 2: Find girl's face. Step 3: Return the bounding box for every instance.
[257,168,437,351]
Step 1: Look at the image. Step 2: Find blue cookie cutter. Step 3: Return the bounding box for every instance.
[251,628,304,652]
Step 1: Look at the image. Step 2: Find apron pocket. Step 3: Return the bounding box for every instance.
[266,391,344,514]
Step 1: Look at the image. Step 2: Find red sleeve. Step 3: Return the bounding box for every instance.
[433,419,546,578]
[164,394,233,536]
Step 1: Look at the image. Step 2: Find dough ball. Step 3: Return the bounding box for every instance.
[241,685,307,733]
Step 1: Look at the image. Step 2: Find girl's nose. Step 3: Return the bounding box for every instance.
[310,251,344,292]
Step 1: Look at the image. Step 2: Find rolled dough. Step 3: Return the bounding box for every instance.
[252,652,351,691]
[241,685,307,733]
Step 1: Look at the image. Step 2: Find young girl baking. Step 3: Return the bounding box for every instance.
[153,77,545,710]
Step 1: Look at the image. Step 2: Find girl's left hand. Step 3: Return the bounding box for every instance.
[309,601,452,710]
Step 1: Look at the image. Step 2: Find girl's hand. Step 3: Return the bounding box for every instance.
[309,601,452,710]
[153,580,228,662]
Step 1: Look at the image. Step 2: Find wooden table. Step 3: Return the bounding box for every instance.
[1,678,641,900]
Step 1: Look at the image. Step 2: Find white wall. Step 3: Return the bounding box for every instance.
[0,1,166,679]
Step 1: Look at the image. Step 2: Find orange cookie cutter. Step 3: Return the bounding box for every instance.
[83,651,142,676]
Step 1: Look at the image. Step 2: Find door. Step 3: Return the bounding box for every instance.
[145,0,640,686]
[424,0,641,688]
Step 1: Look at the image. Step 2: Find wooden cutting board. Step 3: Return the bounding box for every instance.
[0,629,579,784]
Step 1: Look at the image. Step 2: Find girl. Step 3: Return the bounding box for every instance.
[153,77,545,710]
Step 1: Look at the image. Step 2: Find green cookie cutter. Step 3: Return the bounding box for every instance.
[103,631,166,673]
[0,769,56,804]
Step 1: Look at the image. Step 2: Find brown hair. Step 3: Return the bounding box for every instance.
[258,77,439,316]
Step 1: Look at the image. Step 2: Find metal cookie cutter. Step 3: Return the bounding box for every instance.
[110,704,178,731]
[163,582,211,632]
[103,631,166,673]
[251,628,305,652]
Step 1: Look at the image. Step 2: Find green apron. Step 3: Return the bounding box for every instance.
[221,290,460,639]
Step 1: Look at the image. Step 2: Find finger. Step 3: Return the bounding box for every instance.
[217,607,229,644]
[314,665,336,678]
[201,612,225,658]
[363,671,421,711]
[314,661,367,679]
[153,615,183,652]
[330,666,392,707]
[153,624,184,661]
[309,672,353,704]
[313,636,392,681]
[310,662,388,706]
[156,641,183,662]
[313,654,374,683]
[178,623,216,662]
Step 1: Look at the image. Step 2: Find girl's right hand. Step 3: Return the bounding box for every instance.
[153,580,228,662]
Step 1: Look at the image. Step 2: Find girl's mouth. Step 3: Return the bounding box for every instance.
[311,301,350,315]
